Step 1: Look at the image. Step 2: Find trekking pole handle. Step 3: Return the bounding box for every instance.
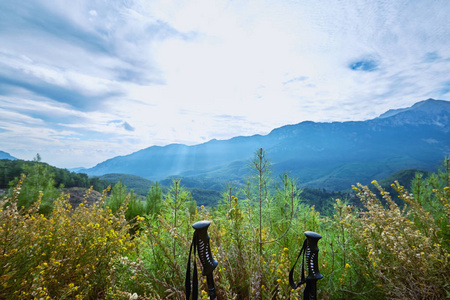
[304,231,323,281]
[192,220,218,299]
[193,220,218,275]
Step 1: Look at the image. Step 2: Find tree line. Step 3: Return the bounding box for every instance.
[0,156,110,192]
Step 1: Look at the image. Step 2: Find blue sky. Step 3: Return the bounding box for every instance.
[0,0,449,168]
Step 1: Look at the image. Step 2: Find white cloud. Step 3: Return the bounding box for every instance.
[0,0,449,168]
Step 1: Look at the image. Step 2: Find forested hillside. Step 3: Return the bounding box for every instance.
[0,158,110,191]
[96,173,155,196]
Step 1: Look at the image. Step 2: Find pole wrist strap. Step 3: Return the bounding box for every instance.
[289,238,307,289]
[186,232,199,300]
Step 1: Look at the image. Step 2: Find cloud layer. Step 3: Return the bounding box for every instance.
[1,0,449,168]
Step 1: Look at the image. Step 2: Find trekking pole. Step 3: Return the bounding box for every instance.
[186,220,218,300]
[289,231,323,300]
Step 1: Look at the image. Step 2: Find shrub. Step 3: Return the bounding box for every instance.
[0,180,134,299]
[343,181,450,299]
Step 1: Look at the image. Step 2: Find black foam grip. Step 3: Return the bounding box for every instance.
[304,231,323,281]
[193,220,218,275]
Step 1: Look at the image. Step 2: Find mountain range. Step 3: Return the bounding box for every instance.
[83,99,450,191]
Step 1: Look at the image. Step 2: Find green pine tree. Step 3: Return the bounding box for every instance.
[9,154,59,215]
[145,182,163,216]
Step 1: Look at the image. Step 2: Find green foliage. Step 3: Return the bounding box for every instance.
[99,174,223,207]
[107,181,128,214]
[379,168,430,192]
[1,151,449,299]
[0,159,24,188]
[160,176,230,193]
[0,182,133,300]
[301,187,352,215]
[337,181,450,299]
[125,190,144,221]
[189,188,222,207]
[410,157,450,248]
[97,173,154,196]
[242,149,299,250]
[163,180,196,260]
[145,182,163,215]
[106,181,147,223]
[9,155,59,215]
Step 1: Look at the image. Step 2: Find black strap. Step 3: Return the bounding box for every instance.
[186,232,198,300]
[289,238,307,289]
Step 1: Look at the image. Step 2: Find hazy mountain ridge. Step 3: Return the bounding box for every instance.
[0,151,17,160]
[377,99,450,122]
[83,99,450,191]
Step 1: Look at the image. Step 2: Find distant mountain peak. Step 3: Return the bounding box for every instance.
[0,151,17,160]
[378,98,450,119]
[375,99,450,128]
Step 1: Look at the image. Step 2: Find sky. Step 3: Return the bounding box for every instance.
[1,0,449,169]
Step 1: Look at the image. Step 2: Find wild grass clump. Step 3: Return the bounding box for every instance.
[0,177,133,299]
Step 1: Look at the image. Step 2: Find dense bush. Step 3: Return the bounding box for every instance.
[0,179,134,299]
[344,181,449,299]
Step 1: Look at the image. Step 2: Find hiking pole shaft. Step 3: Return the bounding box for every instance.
[207,273,217,300]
